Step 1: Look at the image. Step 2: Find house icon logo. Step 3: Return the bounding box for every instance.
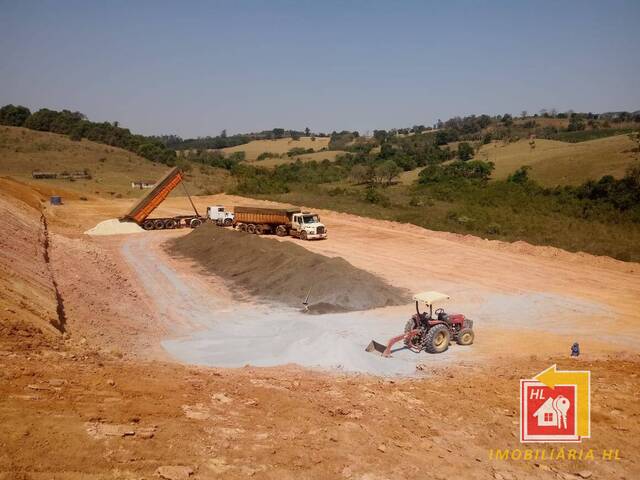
[520,365,590,443]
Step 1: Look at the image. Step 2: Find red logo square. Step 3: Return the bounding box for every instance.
[520,380,579,442]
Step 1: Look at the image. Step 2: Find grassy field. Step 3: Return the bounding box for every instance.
[220,136,330,161]
[0,126,229,198]
[476,134,637,185]
[257,150,346,167]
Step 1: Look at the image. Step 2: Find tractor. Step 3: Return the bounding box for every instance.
[366,291,474,357]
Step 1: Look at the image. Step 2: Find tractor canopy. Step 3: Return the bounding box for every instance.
[412,291,450,306]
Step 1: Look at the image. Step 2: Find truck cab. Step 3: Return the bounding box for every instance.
[290,212,327,240]
[207,205,234,226]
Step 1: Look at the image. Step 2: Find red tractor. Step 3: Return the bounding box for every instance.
[366,291,475,357]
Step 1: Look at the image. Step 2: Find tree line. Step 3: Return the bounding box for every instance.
[0,104,176,165]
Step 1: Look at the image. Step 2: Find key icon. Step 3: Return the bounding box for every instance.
[553,395,570,429]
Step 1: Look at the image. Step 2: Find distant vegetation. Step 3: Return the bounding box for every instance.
[0,104,177,165]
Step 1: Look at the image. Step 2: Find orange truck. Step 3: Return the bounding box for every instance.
[121,167,204,230]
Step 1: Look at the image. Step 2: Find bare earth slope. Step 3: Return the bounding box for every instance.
[167,222,410,312]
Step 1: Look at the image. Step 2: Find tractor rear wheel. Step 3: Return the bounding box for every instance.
[423,324,450,354]
[456,328,474,346]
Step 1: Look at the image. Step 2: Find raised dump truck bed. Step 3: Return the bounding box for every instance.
[121,167,204,230]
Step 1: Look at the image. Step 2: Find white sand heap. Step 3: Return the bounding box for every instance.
[84,218,145,236]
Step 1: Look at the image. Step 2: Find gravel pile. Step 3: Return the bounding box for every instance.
[85,218,144,236]
[167,223,409,313]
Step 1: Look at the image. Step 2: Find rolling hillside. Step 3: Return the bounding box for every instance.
[0,126,229,197]
[477,134,637,185]
[220,136,331,162]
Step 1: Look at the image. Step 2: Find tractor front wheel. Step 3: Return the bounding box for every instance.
[424,324,450,354]
[456,328,474,346]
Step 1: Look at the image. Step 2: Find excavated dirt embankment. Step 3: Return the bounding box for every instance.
[167,223,410,313]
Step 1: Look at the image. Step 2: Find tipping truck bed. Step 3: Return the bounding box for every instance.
[121,167,203,230]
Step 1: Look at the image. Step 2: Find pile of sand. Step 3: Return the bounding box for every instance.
[84,218,144,236]
[167,223,409,313]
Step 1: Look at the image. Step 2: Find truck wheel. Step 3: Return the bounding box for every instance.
[424,324,450,354]
[246,224,256,234]
[189,218,202,228]
[276,225,288,237]
[238,223,247,232]
[300,231,308,240]
[164,219,177,229]
[153,219,165,230]
[142,219,155,230]
[456,328,474,346]
[224,218,233,226]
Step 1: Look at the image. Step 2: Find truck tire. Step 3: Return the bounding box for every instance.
[142,219,155,230]
[153,219,165,230]
[300,230,308,240]
[247,224,256,234]
[238,223,247,232]
[189,218,202,228]
[256,224,268,235]
[424,324,450,354]
[224,218,233,226]
[164,219,177,229]
[276,225,288,237]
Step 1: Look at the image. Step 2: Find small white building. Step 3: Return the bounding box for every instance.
[131,180,156,189]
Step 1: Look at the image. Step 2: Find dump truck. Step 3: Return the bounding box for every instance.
[121,167,204,230]
[232,206,327,240]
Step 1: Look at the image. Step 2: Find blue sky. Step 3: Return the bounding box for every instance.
[1,0,639,137]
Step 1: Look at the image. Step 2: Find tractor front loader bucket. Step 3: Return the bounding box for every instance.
[365,340,388,356]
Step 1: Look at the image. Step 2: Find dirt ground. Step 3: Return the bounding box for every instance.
[1,179,639,478]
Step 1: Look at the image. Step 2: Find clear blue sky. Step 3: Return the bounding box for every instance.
[1,0,639,137]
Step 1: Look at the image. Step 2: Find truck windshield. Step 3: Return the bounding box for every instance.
[302,215,319,224]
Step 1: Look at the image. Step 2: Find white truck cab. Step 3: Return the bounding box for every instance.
[290,212,327,240]
[206,205,234,226]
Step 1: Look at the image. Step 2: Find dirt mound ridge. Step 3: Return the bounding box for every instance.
[167,223,409,312]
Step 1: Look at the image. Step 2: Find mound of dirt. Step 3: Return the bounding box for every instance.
[167,223,409,313]
[85,218,144,236]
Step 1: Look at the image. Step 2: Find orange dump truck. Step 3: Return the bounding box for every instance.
[121,167,204,230]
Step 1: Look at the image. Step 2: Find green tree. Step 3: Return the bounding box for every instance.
[507,165,531,184]
[457,142,474,161]
[0,104,31,126]
[24,108,59,131]
[375,160,401,185]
